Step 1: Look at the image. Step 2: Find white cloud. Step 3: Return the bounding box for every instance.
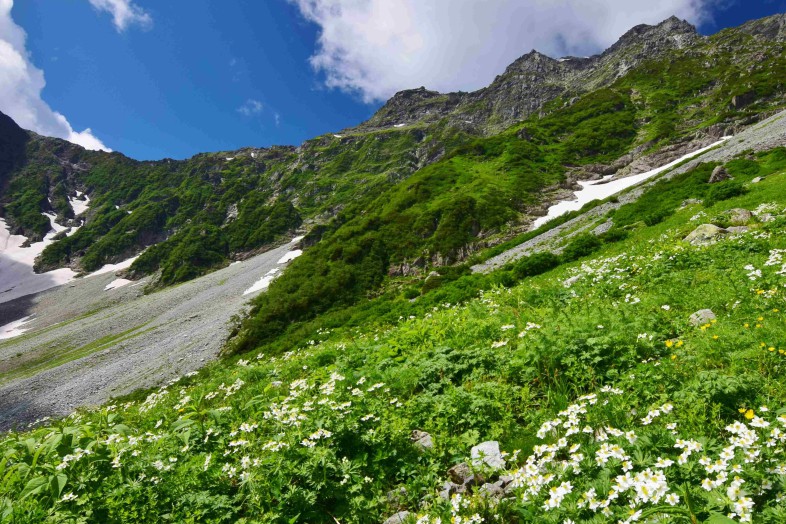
[237,99,264,116]
[87,0,152,32]
[0,0,109,151]
[290,0,717,103]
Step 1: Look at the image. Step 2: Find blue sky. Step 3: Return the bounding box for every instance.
[5,0,786,160]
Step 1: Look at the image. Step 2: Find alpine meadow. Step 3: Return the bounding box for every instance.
[2,8,786,524]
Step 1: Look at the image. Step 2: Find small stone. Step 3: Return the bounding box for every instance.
[708,165,732,184]
[751,177,763,183]
[447,462,472,484]
[684,224,728,246]
[498,475,514,487]
[680,198,703,208]
[471,441,506,470]
[689,309,716,327]
[727,226,749,235]
[383,511,410,524]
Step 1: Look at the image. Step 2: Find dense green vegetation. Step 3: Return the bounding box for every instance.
[2,148,785,523]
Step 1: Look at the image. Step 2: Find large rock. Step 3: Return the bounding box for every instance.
[471,441,506,470]
[708,165,732,183]
[689,309,716,326]
[727,208,753,225]
[684,224,728,246]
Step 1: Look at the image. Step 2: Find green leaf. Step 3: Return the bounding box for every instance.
[19,476,47,500]
[49,474,67,499]
[705,514,737,524]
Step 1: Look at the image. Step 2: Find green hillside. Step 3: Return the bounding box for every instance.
[2,145,785,523]
[2,13,786,524]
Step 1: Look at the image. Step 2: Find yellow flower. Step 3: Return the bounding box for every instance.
[745,409,755,420]
[769,347,776,352]
[761,342,767,347]
[712,335,719,340]
[757,289,765,295]
[665,340,674,348]
[671,354,677,360]
[758,316,764,321]
[744,323,750,328]
[739,407,747,414]
[774,309,780,313]
[756,324,763,328]
[676,340,684,347]
[711,319,717,324]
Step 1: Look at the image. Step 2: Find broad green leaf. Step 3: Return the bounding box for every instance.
[49,474,67,499]
[705,514,737,524]
[19,476,47,500]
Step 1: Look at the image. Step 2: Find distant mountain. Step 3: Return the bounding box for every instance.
[0,13,784,306]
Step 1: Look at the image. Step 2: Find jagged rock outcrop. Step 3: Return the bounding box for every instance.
[356,16,701,135]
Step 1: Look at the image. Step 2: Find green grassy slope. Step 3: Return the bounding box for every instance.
[2,147,785,523]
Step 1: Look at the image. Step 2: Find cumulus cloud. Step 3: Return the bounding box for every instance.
[87,0,152,32]
[290,0,717,103]
[0,0,109,150]
[237,99,264,116]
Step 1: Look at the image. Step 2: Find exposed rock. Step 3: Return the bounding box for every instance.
[731,91,756,109]
[479,482,505,499]
[751,176,763,183]
[727,226,750,234]
[727,208,753,225]
[387,487,407,508]
[684,224,729,245]
[592,220,613,236]
[410,430,434,451]
[689,309,716,326]
[709,165,732,183]
[681,198,703,208]
[447,463,472,484]
[471,441,506,470]
[383,511,411,524]
[225,203,238,222]
[758,213,776,223]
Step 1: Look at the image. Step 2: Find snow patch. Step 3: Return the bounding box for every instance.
[0,316,33,340]
[243,268,280,295]
[0,217,78,304]
[225,157,235,161]
[277,250,302,264]
[531,138,730,229]
[104,278,132,291]
[69,193,90,216]
[242,236,307,296]
[393,123,406,128]
[87,256,139,278]
[333,134,343,138]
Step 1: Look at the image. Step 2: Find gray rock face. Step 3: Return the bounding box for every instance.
[709,165,732,183]
[471,441,506,470]
[411,430,434,451]
[355,17,701,135]
[727,208,753,225]
[689,309,716,326]
[684,224,728,245]
[727,226,750,235]
[383,511,410,524]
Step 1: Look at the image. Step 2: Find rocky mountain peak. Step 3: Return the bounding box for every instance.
[603,15,698,57]
[738,13,786,41]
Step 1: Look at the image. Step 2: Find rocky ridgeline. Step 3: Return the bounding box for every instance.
[356,14,786,136]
